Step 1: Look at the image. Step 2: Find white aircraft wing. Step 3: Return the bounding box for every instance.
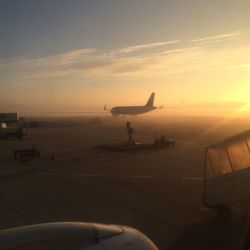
[0,222,158,250]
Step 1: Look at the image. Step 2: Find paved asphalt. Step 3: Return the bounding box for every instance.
[0,117,248,249]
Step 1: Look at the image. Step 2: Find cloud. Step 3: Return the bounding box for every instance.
[0,48,97,78]
[116,40,180,54]
[0,32,249,80]
[191,31,244,43]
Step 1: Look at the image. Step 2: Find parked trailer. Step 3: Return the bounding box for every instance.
[14,148,40,159]
[18,117,38,128]
[30,121,39,128]
[202,129,250,216]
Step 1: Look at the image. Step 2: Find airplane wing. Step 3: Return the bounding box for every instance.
[0,222,158,250]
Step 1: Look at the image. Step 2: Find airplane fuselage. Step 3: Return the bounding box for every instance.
[105,92,161,116]
[111,105,156,116]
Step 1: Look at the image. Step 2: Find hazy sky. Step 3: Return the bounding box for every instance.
[0,0,250,112]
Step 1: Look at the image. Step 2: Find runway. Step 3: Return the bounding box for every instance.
[0,115,249,249]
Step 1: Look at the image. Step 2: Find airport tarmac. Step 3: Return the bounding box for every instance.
[0,114,249,249]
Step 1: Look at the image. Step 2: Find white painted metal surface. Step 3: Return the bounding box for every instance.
[203,130,250,214]
[0,222,158,250]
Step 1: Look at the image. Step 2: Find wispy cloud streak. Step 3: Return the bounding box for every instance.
[117,40,180,53]
[0,32,249,80]
[191,31,244,43]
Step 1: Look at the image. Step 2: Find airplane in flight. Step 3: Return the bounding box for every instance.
[104,92,163,116]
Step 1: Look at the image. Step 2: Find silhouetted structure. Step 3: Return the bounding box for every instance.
[18,117,40,128]
[104,92,163,116]
[14,145,40,159]
[0,124,25,140]
[154,135,175,147]
[126,122,135,148]
[0,113,18,124]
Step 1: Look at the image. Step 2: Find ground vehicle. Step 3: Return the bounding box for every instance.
[19,120,39,128]
[0,113,18,123]
[202,130,250,215]
[0,125,24,140]
[14,147,40,159]
[154,136,175,147]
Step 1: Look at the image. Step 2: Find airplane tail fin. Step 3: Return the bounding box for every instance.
[145,92,155,107]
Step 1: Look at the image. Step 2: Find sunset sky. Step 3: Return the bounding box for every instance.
[0,0,250,113]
